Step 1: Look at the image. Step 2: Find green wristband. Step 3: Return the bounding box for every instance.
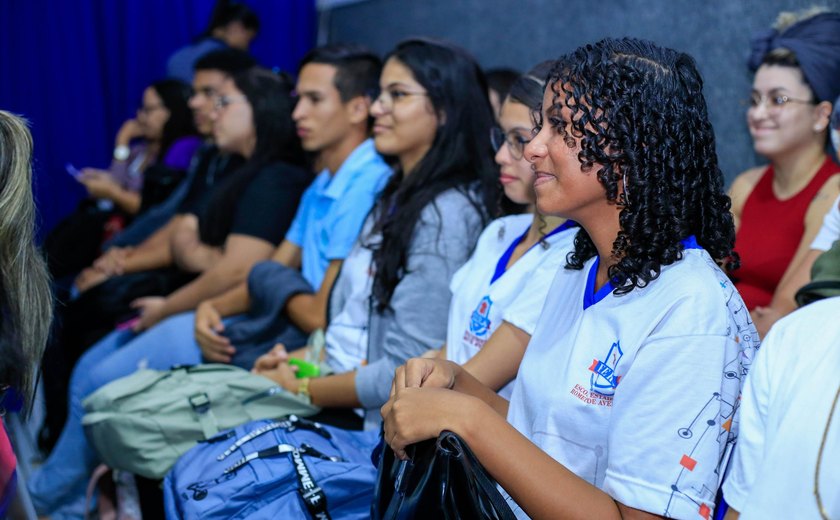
[288,358,321,378]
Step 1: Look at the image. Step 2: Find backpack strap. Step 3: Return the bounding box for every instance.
[188,393,219,439]
[217,415,332,461]
[291,447,332,520]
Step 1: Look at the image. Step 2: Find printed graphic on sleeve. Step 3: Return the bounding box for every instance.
[662,260,760,519]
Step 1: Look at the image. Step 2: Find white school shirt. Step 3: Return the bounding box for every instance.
[323,222,378,373]
[810,193,840,251]
[722,297,840,520]
[446,215,577,398]
[504,240,759,520]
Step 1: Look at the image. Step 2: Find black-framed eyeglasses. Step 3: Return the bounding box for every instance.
[490,126,531,160]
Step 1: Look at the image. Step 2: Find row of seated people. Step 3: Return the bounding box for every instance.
[31,7,840,520]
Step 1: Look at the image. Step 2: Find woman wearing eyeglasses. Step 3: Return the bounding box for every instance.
[728,8,840,337]
[29,67,311,519]
[46,79,201,281]
[434,61,577,399]
[253,38,499,431]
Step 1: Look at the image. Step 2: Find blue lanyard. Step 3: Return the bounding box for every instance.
[489,220,577,285]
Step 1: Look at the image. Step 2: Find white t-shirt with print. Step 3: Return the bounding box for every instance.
[505,243,759,520]
[446,215,577,398]
[810,194,840,251]
[722,296,840,520]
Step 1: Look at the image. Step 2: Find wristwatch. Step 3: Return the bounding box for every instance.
[297,377,311,399]
[113,144,130,161]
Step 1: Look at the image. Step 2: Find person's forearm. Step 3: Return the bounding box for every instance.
[769,248,822,313]
[207,282,251,317]
[158,261,251,319]
[137,217,181,250]
[308,371,361,408]
[451,362,510,417]
[285,293,327,333]
[107,186,141,214]
[121,241,172,273]
[458,398,624,520]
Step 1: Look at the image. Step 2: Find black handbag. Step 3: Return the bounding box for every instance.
[372,430,516,520]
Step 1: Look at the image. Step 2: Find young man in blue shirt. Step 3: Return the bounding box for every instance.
[193,43,390,361]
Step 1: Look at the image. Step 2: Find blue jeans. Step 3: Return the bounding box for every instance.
[28,311,240,518]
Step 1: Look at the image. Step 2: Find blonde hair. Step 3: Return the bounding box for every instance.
[0,111,52,412]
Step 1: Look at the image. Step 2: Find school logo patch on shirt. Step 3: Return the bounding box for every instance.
[569,340,624,407]
[589,340,623,396]
[469,296,493,338]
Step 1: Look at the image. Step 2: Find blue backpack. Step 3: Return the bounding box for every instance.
[163,415,380,519]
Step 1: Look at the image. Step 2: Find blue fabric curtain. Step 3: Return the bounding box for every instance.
[0,0,317,239]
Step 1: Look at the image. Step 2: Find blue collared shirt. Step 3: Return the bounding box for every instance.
[285,139,391,288]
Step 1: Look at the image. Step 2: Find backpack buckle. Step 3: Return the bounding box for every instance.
[189,393,211,414]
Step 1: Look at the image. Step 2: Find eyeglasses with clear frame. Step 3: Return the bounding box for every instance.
[745,92,815,114]
[490,126,532,160]
[373,87,429,110]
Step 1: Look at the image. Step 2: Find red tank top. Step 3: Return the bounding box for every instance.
[735,155,839,309]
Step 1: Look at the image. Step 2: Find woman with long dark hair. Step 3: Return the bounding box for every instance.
[254,38,499,431]
[383,38,758,519]
[29,67,310,518]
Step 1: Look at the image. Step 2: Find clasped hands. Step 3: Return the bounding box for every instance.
[380,358,478,461]
[251,343,302,393]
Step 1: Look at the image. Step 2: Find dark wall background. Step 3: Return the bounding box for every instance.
[326,0,840,185]
[0,0,317,239]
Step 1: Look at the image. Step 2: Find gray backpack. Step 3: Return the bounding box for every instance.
[82,364,319,479]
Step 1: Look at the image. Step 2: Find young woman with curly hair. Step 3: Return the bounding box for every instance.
[382,38,758,520]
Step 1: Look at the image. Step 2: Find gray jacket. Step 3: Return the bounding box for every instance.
[344,188,486,430]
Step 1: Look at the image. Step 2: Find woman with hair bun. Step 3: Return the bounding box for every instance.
[730,8,840,336]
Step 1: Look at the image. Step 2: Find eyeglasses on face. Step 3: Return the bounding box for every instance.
[745,92,814,112]
[373,87,429,109]
[490,126,532,159]
[213,95,248,110]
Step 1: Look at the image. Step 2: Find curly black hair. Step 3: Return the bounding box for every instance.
[541,38,738,294]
